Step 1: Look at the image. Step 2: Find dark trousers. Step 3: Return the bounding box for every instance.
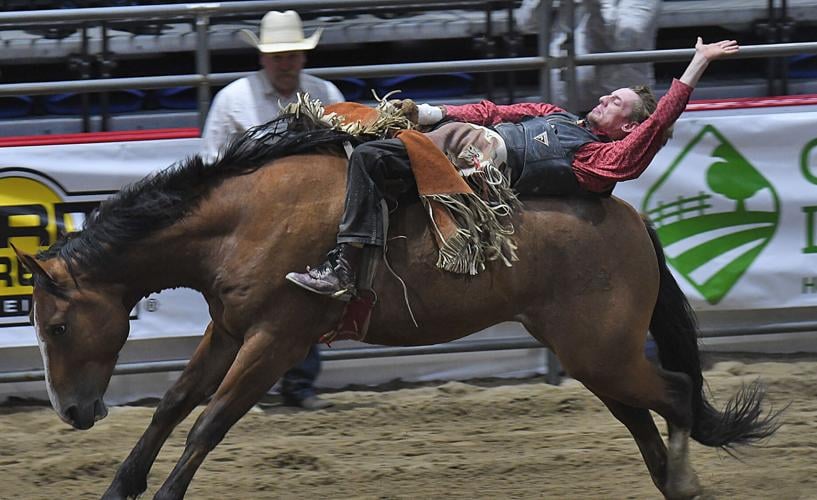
[337,138,415,247]
[280,344,322,402]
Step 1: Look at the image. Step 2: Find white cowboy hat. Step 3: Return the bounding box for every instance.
[239,10,323,54]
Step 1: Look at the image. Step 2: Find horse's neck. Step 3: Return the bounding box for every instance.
[99,215,223,303]
[97,154,346,306]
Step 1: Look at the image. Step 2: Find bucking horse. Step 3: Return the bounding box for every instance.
[14,105,779,500]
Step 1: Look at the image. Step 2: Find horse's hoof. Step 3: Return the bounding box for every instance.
[101,479,146,500]
[664,480,703,500]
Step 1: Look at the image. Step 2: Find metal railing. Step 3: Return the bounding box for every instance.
[3,320,817,386]
[0,0,515,127]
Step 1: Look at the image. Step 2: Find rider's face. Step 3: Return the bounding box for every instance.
[586,88,641,140]
[260,51,306,96]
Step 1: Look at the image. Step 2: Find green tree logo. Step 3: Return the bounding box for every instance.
[643,125,780,304]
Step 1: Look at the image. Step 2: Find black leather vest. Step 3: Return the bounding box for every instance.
[494,112,607,196]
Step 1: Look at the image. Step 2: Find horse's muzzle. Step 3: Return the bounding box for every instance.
[63,398,108,430]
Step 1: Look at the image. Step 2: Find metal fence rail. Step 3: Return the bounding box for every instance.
[0,337,547,384]
[3,321,817,385]
[0,0,486,25]
[4,42,817,95]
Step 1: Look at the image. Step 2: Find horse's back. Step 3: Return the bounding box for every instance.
[366,192,659,347]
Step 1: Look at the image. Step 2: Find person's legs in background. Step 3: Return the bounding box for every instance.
[280,344,333,410]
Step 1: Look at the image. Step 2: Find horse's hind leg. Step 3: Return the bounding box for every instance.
[153,327,311,500]
[593,393,669,495]
[102,322,240,500]
[579,357,701,499]
[522,317,699,499]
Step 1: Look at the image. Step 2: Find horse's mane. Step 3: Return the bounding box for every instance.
[38,114,355,271]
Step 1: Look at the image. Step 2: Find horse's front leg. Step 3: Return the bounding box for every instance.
[102,323,240,500]
[153,328,310,500]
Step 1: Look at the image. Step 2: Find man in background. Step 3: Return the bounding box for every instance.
[202,10,344,410]
[201,9,344,160]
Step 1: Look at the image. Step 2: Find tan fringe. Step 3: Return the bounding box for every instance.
[425,161,520,275]
[281,91,416,137]
[423,191,518,275]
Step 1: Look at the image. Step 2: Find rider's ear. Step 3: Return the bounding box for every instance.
[622,121,639,134]
[10,242,56,285]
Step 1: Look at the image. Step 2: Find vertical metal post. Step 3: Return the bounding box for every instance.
[484,4,495,101]
[80,24,91,133]
[564,0,577,112]
[100,22,110,132]
[546,350,562,385]
[537,0,553,102]
[505,0,516,103]
[780,0,790,95]
[765,0,782,96]
[194,14,211,129]
[535,0,557,381]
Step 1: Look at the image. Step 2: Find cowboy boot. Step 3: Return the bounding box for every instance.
[286,244,359,300]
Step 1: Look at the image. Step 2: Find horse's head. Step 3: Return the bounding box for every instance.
[15,246,130,430]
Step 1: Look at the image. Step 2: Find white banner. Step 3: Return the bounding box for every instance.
[0,138,208,348]
[1,102,816,347]
[616,104,817,311]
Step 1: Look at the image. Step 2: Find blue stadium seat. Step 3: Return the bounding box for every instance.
[156,86,197,110]
[331,77,368,101]
[0,95,33,118]
[788,55,817,79]
[373,73,474,100]
[44,89,145,115]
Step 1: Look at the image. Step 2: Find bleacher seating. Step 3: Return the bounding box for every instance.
[332,78,369,102]
[155,87,197,111]
[373,73,475,100]
[0,95,32,118]
[44,89,145,115]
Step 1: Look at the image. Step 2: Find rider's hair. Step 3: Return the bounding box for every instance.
[629,85,656,122]
[629,85,673,145]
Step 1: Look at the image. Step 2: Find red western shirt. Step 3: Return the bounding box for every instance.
[443,79,693,193]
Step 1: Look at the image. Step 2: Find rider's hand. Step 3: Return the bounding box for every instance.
[416,103,445,125]
[694,37,739,62]
[391,99,419,124]
[680,37,739,88]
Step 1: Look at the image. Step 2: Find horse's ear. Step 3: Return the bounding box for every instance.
[10,242,56,285]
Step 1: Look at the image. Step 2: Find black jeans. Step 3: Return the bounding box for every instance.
[337,138,416,247]
[280,344,322,402]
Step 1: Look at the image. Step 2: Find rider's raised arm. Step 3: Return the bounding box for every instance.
[604,37,739,179]
[440,100,565,126]
[680,37,739,88]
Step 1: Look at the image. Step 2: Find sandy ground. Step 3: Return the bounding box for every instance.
[1,356,816,500]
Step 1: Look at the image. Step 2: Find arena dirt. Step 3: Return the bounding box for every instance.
[1,356,816,499]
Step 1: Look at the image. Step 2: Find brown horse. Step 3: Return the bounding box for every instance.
[16,122,778,500]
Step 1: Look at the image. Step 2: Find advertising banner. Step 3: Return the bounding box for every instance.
[616,104,817,311]
[0,137,208,348]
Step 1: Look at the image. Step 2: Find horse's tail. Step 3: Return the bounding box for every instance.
[643,217,780,450]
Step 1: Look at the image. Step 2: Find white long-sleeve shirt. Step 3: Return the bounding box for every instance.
[200,70,344,160]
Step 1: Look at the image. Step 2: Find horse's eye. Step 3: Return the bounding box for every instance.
[50,324,67,336]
